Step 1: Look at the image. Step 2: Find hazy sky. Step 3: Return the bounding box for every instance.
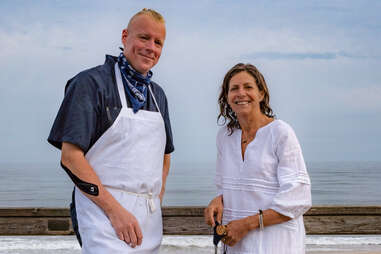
[1,0,380,168]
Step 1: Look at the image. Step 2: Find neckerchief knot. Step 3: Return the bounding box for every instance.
[117,53,153,113]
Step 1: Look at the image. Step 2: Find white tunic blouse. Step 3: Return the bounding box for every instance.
[216,120,311,254]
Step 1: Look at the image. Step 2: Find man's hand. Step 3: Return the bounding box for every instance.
[222,218,250,247]
[107,204,143,248]
[204,195,223,227]
[159,186,165,205]
[160,154,171,205]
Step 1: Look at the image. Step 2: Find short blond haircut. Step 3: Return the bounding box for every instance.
[128,8,165,27]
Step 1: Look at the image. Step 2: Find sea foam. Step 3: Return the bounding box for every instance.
[1,235,381,251]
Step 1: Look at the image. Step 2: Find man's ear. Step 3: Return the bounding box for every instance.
[121,28,128,45]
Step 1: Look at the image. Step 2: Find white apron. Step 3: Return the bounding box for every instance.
[75,63,166,254]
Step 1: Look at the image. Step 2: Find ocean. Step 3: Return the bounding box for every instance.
[0,161,381,207]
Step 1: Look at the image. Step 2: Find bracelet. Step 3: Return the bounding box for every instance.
[259,209,264,230]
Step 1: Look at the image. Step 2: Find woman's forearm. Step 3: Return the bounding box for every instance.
[245,209,291,231]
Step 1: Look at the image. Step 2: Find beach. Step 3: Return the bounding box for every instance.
[1,235,381,254]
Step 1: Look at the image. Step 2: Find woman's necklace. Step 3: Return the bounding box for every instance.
[241,132,255,144]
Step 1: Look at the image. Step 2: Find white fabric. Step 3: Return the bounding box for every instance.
[75,63,166,254]
[216,120,311,254]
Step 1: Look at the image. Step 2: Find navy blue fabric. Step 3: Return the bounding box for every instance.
[48,55,174,155]
[117,53,151,113]
[70,188,82,246]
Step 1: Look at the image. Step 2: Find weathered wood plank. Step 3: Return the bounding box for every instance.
[0,208,70,217]
[163,207,205,217]
[0,218,47,235]
[305,206,381,216]
[1,207,381,235]
[2,206,381,217]
[163,216,212,235]
[304,215,381,234]
[0,217,73,235]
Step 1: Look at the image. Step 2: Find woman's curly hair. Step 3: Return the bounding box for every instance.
[217,63,275,135]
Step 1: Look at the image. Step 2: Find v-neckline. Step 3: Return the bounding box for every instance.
[239,129,256,162]
[238,119,276,162]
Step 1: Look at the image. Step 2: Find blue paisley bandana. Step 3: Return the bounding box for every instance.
[117,52,153,113]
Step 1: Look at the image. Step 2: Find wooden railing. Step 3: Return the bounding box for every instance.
[0,206,380,235]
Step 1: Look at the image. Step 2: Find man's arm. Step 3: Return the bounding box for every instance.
[159,153,171,204]
[61,142,143,248]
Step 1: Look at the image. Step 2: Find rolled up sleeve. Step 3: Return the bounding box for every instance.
[269,126,312,219]
[215,128,225,196]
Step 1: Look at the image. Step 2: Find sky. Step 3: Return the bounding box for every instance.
[1,0,381,169]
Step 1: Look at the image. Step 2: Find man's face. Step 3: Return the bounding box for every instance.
[122,15,166,76]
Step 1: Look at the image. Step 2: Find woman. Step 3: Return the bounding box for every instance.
[204,63,311,254]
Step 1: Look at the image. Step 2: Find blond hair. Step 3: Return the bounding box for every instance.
[128,8,165,27]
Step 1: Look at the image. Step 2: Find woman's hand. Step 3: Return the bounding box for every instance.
[222,217,250,247]
[204,195,223,227]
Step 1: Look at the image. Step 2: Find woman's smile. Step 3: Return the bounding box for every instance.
[234,100,251,105]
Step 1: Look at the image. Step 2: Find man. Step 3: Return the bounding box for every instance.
[48,9,174,253]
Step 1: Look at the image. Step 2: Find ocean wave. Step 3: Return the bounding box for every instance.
[0,236,80,250]
[1,235,380,251]
[306,235,381,245]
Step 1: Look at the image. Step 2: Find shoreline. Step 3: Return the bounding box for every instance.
[0,235,381,254]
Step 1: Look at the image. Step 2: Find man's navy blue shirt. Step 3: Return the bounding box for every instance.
[48,55,174,154]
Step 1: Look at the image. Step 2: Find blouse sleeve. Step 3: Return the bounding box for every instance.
[47,73,100,153]
[215,128,225,196]
[269,124,312,219]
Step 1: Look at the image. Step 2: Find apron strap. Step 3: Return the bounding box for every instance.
[114,63,128,108]
[148,84,162,116]
[105,186,157,213]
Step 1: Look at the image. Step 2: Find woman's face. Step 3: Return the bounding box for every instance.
[227,71,264,117]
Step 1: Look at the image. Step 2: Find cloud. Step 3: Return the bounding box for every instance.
[240,51,381,61]
[55,46,73,51]
[337,85,381,112]
[243,52,337,60]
